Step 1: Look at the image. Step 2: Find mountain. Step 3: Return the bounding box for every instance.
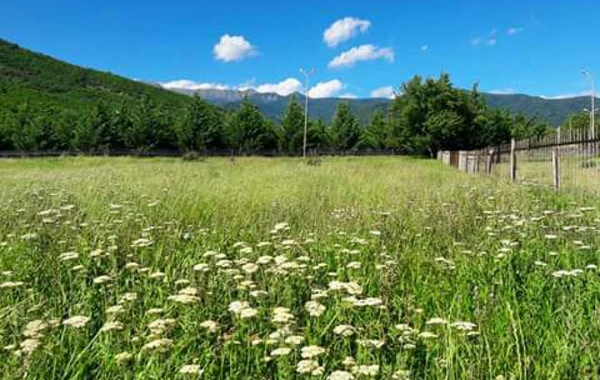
[0,39,194,114]
[0,37,594,128]
[167,88,388,125]
[481,93,594,126]
[167,88,595,127]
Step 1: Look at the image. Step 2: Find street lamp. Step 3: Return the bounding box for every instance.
[582,70,595,141]
[300,68,315,158]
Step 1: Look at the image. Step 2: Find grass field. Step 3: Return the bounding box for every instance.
[0,156,599,379]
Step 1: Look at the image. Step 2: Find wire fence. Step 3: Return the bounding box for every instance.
[439,125,600,195]
[0,148,403,158]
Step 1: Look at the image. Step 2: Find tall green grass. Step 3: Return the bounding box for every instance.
[0,156,598,379]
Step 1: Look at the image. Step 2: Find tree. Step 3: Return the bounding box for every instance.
[122,96,172,152]
[389,73,496,156]
[360,110,388,149]
[279,95,305,153]
[329,102,361,151]
[306,119,330,151]
[177,95,224,152]
[226,98,277,152]
[8,102,42,151]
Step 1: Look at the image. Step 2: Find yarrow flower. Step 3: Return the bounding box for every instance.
[305,301,326,316]
[284,335,305,346]
[333,324,356,337]
[270,347,292,357]
[62,316,90,328]
[179,364,203,375]
[93,275,112,284]
[450,321,477,331]
[100,321,124,332]
[301,345,326,358]
[200,320,219,333]
[142,338,173,352]
[351,365,379,376]
[0,281,25,289]
[327,370,355,380]
[168,294,200,304]
[296,359,324,376]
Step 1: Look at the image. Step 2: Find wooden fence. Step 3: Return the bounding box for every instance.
[439,126,600,193]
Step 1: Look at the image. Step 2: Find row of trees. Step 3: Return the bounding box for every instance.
[0,74,553,156]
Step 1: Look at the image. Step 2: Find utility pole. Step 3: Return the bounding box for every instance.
[300,68,315,159]
[582,70,595,143]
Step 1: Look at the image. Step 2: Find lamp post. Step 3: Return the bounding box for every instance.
[300,68,315,158]
[582,70,595,141]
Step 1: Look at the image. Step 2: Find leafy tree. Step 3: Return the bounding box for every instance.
[306,119,330,151]
[8,102,42,151]
[122,96,169,151]
[226,98,277,152]
[360,110,388,149]
[279,95,305,153]
[329,102,361,151]
[176,95,224,152]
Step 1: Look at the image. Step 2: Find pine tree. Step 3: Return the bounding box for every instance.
[279,95,305,153]
[177,95,224,152]
[329,102,361,151]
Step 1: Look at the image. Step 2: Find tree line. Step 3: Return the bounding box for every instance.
[0,73,553,156]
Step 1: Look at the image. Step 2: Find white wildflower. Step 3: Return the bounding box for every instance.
[62,316,90,328]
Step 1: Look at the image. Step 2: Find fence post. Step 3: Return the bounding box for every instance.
[486,149,494,174]
[509,138,517,182]
[552,147,560,190]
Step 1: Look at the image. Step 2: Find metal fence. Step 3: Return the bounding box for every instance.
[439,126,600,194]
[0,148,403,158]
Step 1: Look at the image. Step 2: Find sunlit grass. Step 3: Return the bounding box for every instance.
[0,156,599,379]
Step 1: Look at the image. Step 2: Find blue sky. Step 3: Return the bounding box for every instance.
[1,0,599,99]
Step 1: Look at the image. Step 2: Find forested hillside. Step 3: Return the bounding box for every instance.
[0,39,192,112]
[0,39,583,156]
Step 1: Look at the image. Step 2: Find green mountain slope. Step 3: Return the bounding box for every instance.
[0,39,192,113]
[0,37,593,129]
[192,90,593,127]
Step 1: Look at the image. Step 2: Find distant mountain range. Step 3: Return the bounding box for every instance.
[159,86,595,127]
[0,37,594,128]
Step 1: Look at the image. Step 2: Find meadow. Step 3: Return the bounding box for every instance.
[0,156,599,379]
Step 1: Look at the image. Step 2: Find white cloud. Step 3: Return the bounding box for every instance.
[328,44,394,69]
[323,17,371,47]
[489,88,516,95]
[421,45,429,52]
[254,78,303,96]
[161,80,230,91]
[370,86,395,99]
[340,93,358,99]
[309,79,344,98]
[472,29,501,46]
[213,34,257,62]
[507,27,524,36]
[540,90,592,100]
[161,78,303,96]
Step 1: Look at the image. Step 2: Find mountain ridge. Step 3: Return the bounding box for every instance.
[161,86,595,126]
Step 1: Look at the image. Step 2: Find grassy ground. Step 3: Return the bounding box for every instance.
[0,156,599,379]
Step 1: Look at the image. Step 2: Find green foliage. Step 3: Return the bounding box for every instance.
[176,95,224,152]
[225,98,277,152]
[278,95,305,152]
[329,102,361,150]
[306,119,330,151]
[0,157,599,378]
[561,111,598,136]
[0,39,555,156]
[360,110,388,149]
[388,74,550,156]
